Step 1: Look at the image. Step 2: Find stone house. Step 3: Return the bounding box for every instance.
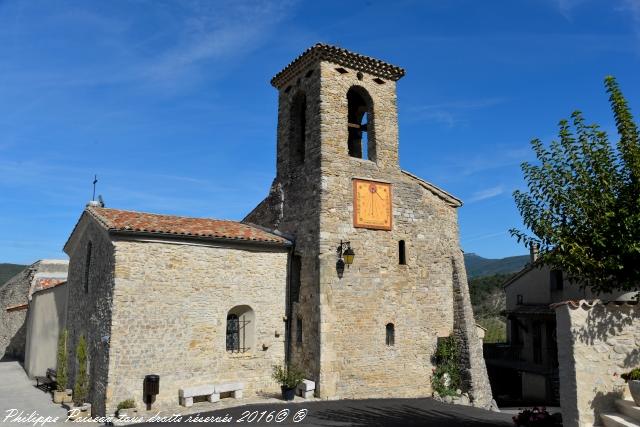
[485,247,634,405]
[62,44,492,416]
[0,260,68,362]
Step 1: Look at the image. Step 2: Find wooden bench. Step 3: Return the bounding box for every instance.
[35,368,57,392]
[179,382,244,407]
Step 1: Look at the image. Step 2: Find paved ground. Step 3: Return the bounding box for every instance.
[0,361,67,424]
[136,398,514,427]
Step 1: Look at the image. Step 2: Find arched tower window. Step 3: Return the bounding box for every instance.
[84,241,92,294]
[386,323,395,346]
[289,92,306,165]
[226,305,255,353]
[347,87,374,161]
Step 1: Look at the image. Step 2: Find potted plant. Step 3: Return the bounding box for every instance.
[116,399,136,419]
[272,364,304,401]
[512,407,560,426]
[53,329,73,404]
[621,368,640,406]
[68,335,91,420]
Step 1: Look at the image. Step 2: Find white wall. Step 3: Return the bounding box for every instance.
[24,283,67,378]
[555,301,639,427]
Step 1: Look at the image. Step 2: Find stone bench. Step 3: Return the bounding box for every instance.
[179,382,244,407]
[297,379,315,399]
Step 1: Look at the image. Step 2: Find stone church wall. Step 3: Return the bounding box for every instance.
[245,62,324,383]
[247,56,492,406]
[105,239,288,415]
[65,218,115,417]
[554,301,640,427]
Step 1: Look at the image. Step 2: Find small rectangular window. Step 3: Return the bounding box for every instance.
[386,323,395,346]
[296,317,303,346]
[550,269,564,291]
[517,294,523,305]
[399,240,406,265]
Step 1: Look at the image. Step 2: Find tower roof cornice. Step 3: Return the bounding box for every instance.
[271,43,406,89]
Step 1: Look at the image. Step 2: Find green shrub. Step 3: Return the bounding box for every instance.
[117,399,136,410]
[431,335,462,397]
[73,335,89,405]
[272,364,305,389]
[622,368,640,382]
[56,329,68,392]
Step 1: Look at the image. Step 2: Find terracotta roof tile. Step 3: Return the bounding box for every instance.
[87,207,290,246]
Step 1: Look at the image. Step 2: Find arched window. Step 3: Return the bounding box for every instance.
[398,240,406,265]
[347,87,374,161]
[226,305,255,353]
[290,92,306,165]
[84,241,92,293]
[386,323,395,346]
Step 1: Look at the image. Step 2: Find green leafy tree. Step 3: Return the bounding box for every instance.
[73,335,89,405]
[511,76,640,295]
[56,329,68,392]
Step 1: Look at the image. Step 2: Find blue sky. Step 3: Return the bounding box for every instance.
[1,0,639,264]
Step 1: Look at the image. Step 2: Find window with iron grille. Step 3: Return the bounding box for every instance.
[226,306,254,353]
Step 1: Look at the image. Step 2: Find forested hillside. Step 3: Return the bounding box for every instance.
[0,263,27,286]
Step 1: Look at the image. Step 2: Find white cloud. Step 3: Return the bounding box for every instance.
[408,98,506,128]
[467,185,505,203]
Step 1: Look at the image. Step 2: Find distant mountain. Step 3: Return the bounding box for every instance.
[0,263,27,287]
[464,253,529,278]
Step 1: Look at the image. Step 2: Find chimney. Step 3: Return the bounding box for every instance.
[86,200,101,208]
[530,243,539,263]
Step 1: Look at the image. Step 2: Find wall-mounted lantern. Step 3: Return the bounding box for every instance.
[336,240,355,278]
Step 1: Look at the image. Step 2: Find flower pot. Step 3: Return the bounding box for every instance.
[53,390,66,404]
[63,389,73,403]
[629,380,640,406]
[281,386,296,401]
[67,403,91,420]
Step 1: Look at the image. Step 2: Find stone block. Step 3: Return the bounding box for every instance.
[214,382,244,393]
[179,384,215,398]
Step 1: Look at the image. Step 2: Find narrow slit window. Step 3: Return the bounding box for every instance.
[399,240,406,265]
[289,92,306,165]
[386,323,395,346]
[84,241,92,293]
[291,255,302,302]
[550,269,563,291]
[296,317,303,346]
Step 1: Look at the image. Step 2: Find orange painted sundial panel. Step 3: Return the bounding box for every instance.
[353,179,392,230]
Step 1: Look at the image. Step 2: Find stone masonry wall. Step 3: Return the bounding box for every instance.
[65,216,115,417]
[0,267,31,360]
[106,239,288,415]
[245,61,324,383]
[555,301,640,427]
[248,55,492,404]
[315,60,490,402]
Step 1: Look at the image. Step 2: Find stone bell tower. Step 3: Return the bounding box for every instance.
[245,44,493,407]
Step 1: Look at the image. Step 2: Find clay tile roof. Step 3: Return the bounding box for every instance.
[271,43,406,88]
[87,207,291,246]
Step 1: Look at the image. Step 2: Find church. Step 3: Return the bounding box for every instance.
[62,44,492,416]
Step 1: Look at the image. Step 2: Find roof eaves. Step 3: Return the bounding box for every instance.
[109,229,292,247]
[271,43,406,89]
